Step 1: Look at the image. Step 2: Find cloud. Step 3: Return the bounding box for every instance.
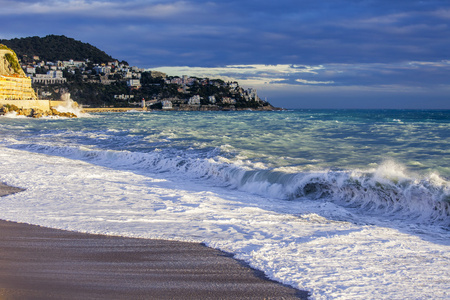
[153,64,328,85]
[0,0,197,18]
[296,79,334,85]
[153,60,450,91]
[1,0,449,108]
[2,0,450,67]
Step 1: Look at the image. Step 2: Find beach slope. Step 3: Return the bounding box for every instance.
[0,183,308,299]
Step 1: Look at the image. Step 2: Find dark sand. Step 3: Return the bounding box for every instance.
[0,183,309,299]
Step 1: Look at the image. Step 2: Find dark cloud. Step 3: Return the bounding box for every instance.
[1,0,449,108]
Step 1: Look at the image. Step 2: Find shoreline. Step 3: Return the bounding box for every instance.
[81,105,283,113]
[0,183,308,299]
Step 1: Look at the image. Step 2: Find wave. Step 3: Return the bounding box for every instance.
[0,111,28,119]
[7,142,450,227]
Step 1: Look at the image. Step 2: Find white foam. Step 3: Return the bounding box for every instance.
[0,111,27,118]
[0,146,448,299]
[54,93,90,117]
[6,140,449,226]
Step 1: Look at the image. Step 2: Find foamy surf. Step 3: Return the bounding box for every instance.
[54,93,90,118]
[4,139,448,227]
[0,146,448,300]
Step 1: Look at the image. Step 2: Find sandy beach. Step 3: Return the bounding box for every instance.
[0,183,308,299]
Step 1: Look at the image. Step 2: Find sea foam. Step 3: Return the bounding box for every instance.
[7,140,449,227]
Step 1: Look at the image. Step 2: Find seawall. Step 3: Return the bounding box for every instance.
[0,99,68,111]
[82,107,147,113]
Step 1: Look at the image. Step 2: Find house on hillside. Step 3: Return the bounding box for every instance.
[162,100,173,109]
[188,95,201,105]
[127,79,141,89]
[32,70,66,85]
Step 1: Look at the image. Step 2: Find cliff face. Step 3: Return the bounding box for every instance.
[0,46,26,76]
[0,45,38,100]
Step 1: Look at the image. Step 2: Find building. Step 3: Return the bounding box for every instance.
[208,95,216,104]
[58,60,86,69]
[162,100,173,109]
[247,88,258,101]
[26,67,36,74]
[222,97,236,105]
[0,74,37,100]
[127,79,141,89]
[188,95,201,105]
[114,94,134,100]
[32,70,66,85]
[93,66,111,75]
[124,71,133,79]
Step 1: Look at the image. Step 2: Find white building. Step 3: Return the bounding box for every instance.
[108,61,119,67]
[247,88,258,101]
[124,71,133,79]
[208,95,216,104]
[62,60,86,68]
[222,97,236,105]
[127,79,141,88]
[114,94,134,100]
[32,70,66,84]
[26,67,36,74]
[188,95,201,105]
[162,100,173,109]
[93,66,112,75]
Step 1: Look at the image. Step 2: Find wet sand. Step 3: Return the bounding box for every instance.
[0,183,309,299]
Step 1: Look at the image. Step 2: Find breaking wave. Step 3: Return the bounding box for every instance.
[7,142,450,227]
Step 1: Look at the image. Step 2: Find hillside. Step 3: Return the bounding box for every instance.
[0,35,115,64]
[1,36,277,110]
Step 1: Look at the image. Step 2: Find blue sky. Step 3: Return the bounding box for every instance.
[1,0,450,108]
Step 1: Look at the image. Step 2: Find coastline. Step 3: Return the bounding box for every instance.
[81,105,283,113]
[0,183,308,299]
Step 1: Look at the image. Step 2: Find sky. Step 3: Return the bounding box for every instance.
[1,0,450,109]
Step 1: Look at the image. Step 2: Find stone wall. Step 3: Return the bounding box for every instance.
[0,99,67,111]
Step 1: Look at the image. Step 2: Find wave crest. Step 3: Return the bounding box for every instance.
[8,143,450,226]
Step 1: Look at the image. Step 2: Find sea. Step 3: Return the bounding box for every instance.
[0,108,449,299]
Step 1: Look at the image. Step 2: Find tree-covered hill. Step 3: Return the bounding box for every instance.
[0,35,115,64]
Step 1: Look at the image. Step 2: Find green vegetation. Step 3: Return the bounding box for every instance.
[1,44,22,74]
[4,53,22,74]
[5,104,20,111]
[0,35,114,64]
[0,44,11,50]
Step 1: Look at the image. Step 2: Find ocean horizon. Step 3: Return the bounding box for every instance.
[0,108,449,299]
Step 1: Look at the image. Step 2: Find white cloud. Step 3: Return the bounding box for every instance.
[296,79,334,85]
[152,60,450,90]
[430,8,450,20]
[0,0,195,18]
[152,64,338,89]
[153,64,325,80]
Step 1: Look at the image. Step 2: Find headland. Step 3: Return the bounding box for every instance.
[0,44,79,117]
[0,35,281,114]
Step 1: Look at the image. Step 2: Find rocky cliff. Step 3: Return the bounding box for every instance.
[0,44,38,101]
[0,45,26,76]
